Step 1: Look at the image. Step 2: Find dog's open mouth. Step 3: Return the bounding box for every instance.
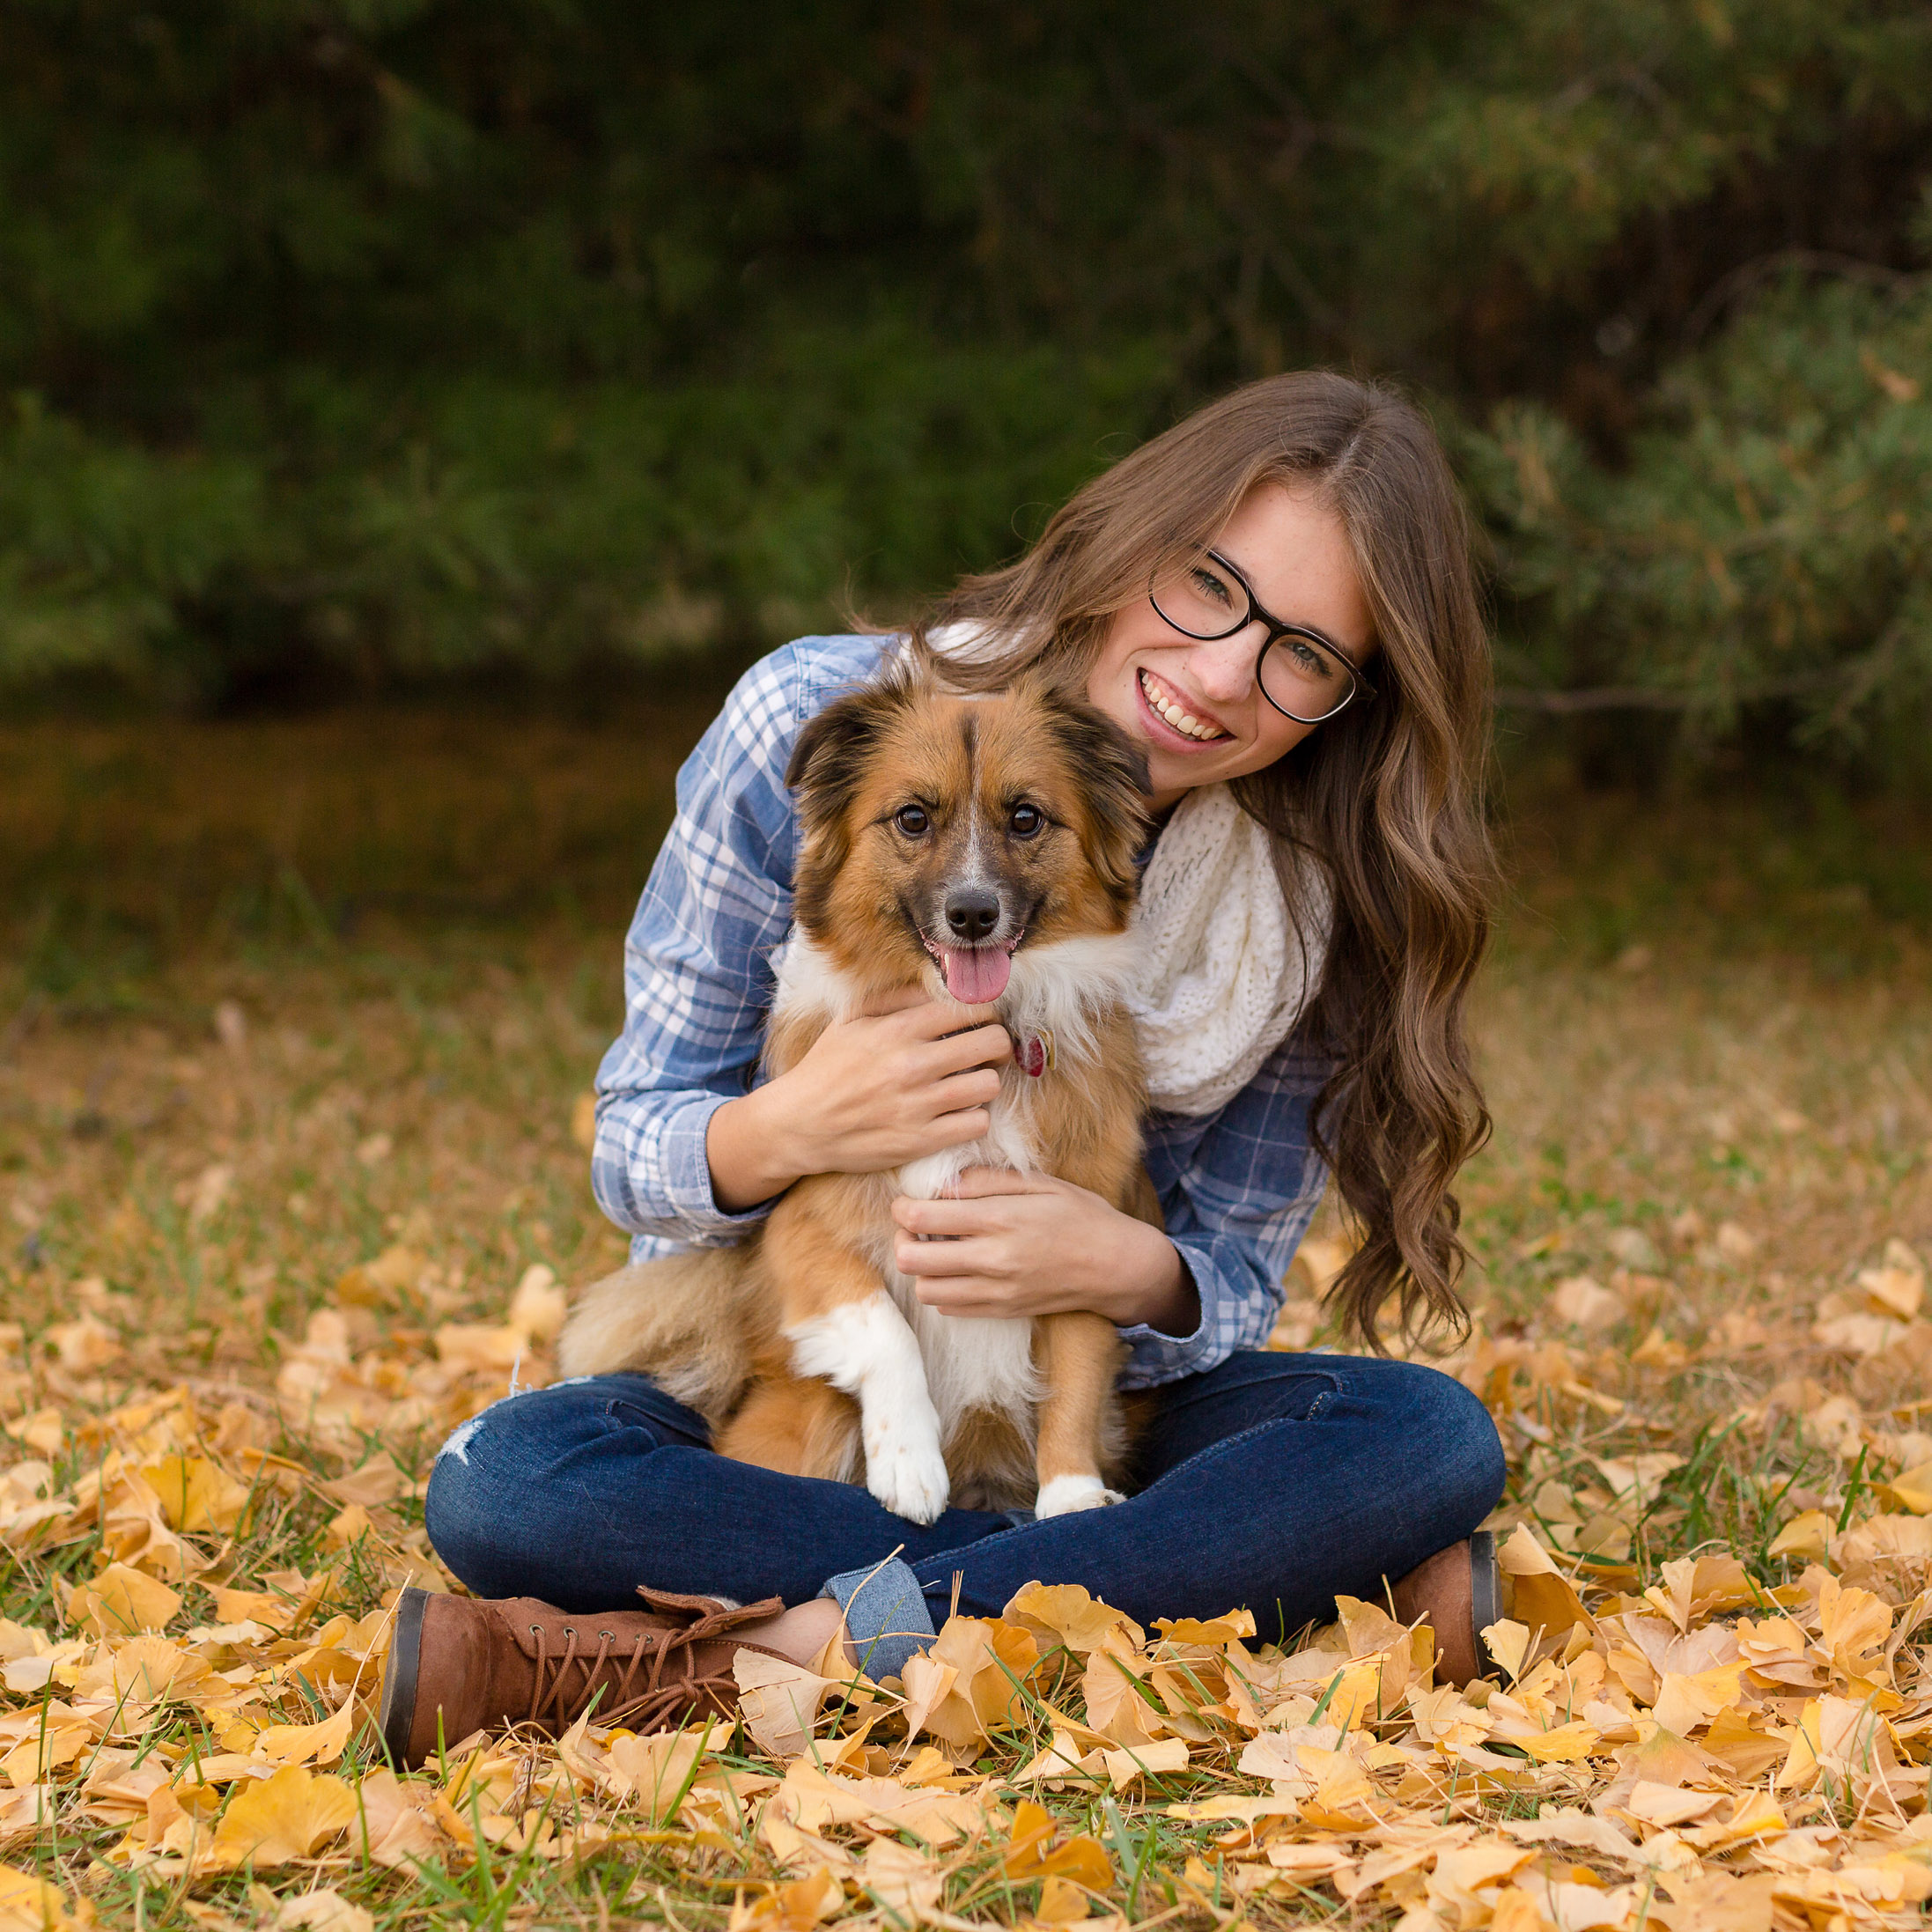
[922,933,1023,1003]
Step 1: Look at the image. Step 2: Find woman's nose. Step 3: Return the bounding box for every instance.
[1189,632,1260,704]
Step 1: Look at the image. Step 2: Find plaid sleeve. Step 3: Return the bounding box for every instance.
[589,637,880,1253]
[1116,1031,1331,1387]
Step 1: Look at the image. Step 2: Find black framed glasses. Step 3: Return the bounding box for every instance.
[1149,548,1375,725]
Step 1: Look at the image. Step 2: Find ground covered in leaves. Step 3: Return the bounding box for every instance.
[0,710,1929,1932]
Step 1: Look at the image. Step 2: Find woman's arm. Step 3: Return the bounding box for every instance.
[592,634,1021,1243]
[889,1031,1329,1373]
[589,640,839,1243]
[704,996,1016,1211]
[889,1172,1199,1333]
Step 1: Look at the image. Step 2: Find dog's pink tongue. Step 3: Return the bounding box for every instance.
[941,946,1012,1004]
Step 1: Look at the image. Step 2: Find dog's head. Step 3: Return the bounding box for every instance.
[786,667,1150,1002]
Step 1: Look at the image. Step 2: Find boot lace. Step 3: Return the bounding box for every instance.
[525,1595,783,1735]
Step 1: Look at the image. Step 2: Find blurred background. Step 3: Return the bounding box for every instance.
[3,0,1928,785]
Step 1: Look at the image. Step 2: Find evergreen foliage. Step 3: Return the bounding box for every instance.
[2,0,1928,756]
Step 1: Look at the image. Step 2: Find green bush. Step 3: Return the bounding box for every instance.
[1,0,1928,762]
[1468,274,1932,758]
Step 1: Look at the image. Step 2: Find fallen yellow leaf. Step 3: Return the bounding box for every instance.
[0,1862,94,1929]
[67,1563,181,1636]
[211,1765,358,1868]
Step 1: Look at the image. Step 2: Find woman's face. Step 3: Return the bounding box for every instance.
[1086,483,1375,811]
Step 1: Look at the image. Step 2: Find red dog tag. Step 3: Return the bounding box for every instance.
[1014,1029,1055,1078]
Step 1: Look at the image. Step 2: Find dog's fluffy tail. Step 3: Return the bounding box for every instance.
[557,1247,763,1426]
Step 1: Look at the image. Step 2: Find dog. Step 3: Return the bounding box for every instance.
[559,663,1157,1522]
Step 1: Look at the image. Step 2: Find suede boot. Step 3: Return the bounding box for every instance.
[1390,1530,1501,1687]
[378,1584,793,1769]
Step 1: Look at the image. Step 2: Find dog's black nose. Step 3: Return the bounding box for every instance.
[944,888,1001,941]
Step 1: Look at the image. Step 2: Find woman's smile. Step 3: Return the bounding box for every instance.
[1137,666,1231,743]
[1088,481,1375,808]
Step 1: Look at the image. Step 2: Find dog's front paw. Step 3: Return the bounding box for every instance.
[1035,1473,1125,1518]
[865,1434,951,1524]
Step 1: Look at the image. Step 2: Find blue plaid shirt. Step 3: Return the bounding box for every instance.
[591,635,1330,1389]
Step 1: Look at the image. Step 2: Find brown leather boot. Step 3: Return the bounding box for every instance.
[377,1585,792,1768]
[1389,1531,1501,1687]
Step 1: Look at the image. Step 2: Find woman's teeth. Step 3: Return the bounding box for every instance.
[1139,668,1228,742]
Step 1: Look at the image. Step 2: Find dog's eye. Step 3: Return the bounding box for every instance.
[1009,804,1045,839]
[893,805,930,837]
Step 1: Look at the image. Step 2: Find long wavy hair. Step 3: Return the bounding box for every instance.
[909,370,1497,1348]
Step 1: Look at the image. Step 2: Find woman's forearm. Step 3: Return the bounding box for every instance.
[704,1083,805,1213]
[1098,1219,1200,1336]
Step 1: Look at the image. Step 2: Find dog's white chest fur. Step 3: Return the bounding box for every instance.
[771,929,1134,1521]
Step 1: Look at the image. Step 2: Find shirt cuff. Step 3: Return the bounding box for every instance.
[594,1091,777,1240]
[1114,1240,1218,1386]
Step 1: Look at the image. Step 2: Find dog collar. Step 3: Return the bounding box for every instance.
[1014,1029,1056,1078]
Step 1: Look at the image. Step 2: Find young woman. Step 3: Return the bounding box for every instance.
[379,372,1507,1765]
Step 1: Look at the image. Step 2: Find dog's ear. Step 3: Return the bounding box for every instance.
[785,675,916,833]
[787,673,920,938]
[1029,677,1152,910]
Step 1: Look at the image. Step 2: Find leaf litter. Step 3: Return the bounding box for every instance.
[0,1232,1922,1928]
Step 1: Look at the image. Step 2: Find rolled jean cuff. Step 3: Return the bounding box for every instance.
[821,1557,936,1680]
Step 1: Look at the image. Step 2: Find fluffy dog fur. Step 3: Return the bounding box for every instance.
[560,666,1156,1521]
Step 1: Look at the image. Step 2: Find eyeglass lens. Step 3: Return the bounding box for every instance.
[1152,558,1356,723]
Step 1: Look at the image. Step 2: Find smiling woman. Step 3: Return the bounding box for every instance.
[382,370,1511,1764]
[922,371,1498,1344]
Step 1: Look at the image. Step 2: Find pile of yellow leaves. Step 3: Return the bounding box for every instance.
[0,1241,1929,1931]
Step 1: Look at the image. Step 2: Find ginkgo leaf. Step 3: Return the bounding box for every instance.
[139,1456,251,1534]
[0,1862,94,1929]
[733,1651,838,1759]
[1003,1800,1114,1890]
[211,1765,358,1868]
[862,1837,942,1921]
[1004,1583,1145,1655]
[604,1726,711,1824]
[67,1563,181,1635]
[508,1265,568,1341]
[251,1706,355,1768]
[727,1865,844,1932]
[1767,1510,1832,1562]
[1036,1874,1091,1922]
[275,1890,374,1932]
[1152,1611,1256,1646]
[44,1316,122,1373]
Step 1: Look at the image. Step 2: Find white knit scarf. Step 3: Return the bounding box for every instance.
[923,626,1329,1116]
[1130,782,1328,1115]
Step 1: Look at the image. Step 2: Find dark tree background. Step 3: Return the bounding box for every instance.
[3,0,1928,769]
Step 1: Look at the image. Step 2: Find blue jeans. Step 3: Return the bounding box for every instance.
[424,1351,1504,1648]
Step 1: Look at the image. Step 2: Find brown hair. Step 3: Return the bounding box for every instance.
[910,370,1497,1348]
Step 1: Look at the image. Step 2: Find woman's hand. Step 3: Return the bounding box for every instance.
[890,1169,1200,1336]
[706,995,1012,1212]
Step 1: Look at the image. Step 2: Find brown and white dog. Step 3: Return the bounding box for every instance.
[559,664,1156,1522]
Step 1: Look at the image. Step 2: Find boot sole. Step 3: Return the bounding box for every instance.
[1469,1530,1501,1676]
[379,1586,431,1768]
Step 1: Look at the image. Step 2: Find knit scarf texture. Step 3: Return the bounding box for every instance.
[921,625,1329,1116]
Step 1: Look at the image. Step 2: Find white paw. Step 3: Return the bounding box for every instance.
[1035,1474,1125,1518]
[865,1431,952,1524]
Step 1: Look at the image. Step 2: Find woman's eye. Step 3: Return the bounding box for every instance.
[1190,566,1234,608]
[1287,638,1336,681]
[1009,804,1044,838]
[893,805,929,837]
